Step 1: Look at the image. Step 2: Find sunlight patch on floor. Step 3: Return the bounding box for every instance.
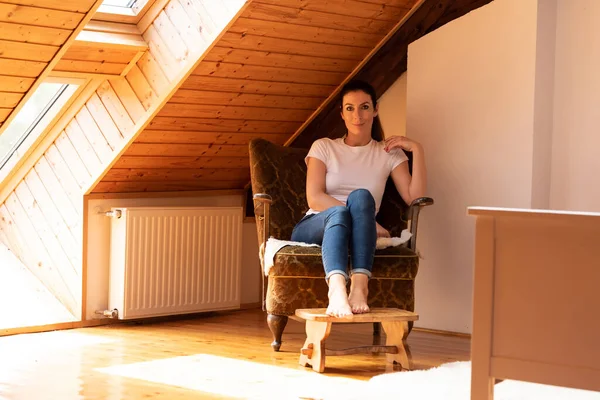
[96,353,368,399]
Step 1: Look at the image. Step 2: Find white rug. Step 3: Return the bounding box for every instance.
[358,361,600,400]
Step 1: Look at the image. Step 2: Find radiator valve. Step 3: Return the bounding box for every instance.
[95,309,118,318]
[104,209,122,219]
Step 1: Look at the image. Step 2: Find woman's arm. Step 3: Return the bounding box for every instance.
[306,157,344,211]
[386,137,427,204]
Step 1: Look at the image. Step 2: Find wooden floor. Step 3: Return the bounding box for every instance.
[0,309,470,399]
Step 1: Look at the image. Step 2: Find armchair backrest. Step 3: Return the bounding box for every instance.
[249,138,409,242]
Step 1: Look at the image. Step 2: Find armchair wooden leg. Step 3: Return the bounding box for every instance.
[381,320,413,370]
[299,320,332,373]
[267,314,288,352]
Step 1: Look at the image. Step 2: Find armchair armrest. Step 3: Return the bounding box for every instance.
[253,193,272,311]
[406,197,434,251]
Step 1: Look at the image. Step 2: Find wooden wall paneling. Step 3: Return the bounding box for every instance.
[75,30,148,51]
[180,76,335,97]
[54,132,92,186]
[169,89,323,110]
[228,17,381,48]
[204,47,357,72]
[108,78,147,123]
[176,0,213,43]
[73,109,113,163]
[0,76,35,93]
[153,11,189,64]
[33,156,80,235]
[0,39,58,62]
[103,168,250,182]
[125,65,160,110]
[84,21,142,35]
[147,117,299,133]
[5,0,98,13]
[157,103,310,122]
[96,81,135,137]
[92,180,248,193]
[0,3,83,30]
[136,130,289,145]
[137,0,170,33]
[85,94,125,150]
[125,143,249,157]
[186,0,218,37]
[0,108,10,123]
[114,155,250,169]
[192,62,347,86]
[119,51,146,77]
[164,0,204,52]
[64,120,102,173]
[0,21,71,46]
[2,193,77,315]
[42,146,84,213]
[62,45,140,64]
[53,60,127,76]
[0,93,24,108]
[0,59,46,78]
[136,52,170,95]
[143,24,179,81]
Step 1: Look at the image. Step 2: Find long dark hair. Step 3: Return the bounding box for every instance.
[339,80,384,142]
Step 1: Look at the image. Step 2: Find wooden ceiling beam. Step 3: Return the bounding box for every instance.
[289,0,494,149]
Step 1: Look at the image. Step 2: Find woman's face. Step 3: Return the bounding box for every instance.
[341,90,378,138]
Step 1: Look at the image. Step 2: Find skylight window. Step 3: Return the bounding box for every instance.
[0,83,78,171]
[102,0,137,7]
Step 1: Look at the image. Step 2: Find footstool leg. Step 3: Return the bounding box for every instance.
[299,320,332,373]
[381,321,413,370]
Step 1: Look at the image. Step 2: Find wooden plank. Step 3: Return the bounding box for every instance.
[43,145,84,212]
[61,45,139,63]
[142,24,179,81]
[54,59,126,75]
[153,10,188,63]
[170,89,323,110]
[157,103,310,122]
[0,21,70,46]
[204,47,357,73]
[176,0,214,44]
[92,179,247,193]
[74,107,113,162]
[244,2,393,35]
[135,51,170,95]
[119,50,145,77]
[253,0,410,21]
[103,168,251,182]
[108,78,146,123]
[85,94,125,149]
[185,0,218,37]
[219,32,369,61]
[181,76,334,98]
[0,107,10,122]
[123,143,249,157]
[136,130,289,145]
[75,30,148,51]
[0,3,84,30]
[138,0,170,34]
[113,155,250,169]
[33,155,80,234]
[0,59,46,77]
[96,81,135,137]
[3,193,77,315]
[54,131,92,186]
[165,0,203,52]
[0,92,22,108]
[147,117,299,133]
[0,39,58,62]
[229,17,381,48]
[0,76,35,93]
[64,120,102,174]
[84,21,142,35]
[125,65,159,110]
[14,180,79,283]
[5,0,97,13]
[192,61,346,86]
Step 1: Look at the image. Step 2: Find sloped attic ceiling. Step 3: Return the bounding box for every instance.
[92,0,493,194]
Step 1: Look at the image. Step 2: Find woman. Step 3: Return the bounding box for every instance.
[290,80,427,318]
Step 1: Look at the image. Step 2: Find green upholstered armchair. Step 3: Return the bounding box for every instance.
[249,138,433,351]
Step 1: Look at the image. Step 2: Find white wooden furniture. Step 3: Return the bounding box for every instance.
[468,207,600,400]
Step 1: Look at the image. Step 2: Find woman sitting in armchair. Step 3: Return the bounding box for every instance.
[290,80,428,318]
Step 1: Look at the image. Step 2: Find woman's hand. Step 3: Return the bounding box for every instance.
[384,136,422,153]
[376,222,391,238]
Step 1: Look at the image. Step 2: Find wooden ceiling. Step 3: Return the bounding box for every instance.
[95,0,421,193]
[0,0,100,129]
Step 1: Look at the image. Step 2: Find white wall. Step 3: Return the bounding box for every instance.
[378,72,408,138]
[551,0,600,211]
[85,194,261,320]
[405,0,541,333]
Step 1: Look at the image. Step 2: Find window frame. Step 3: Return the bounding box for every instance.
[93,0,157,24]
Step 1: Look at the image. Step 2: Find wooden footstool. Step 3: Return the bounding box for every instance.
[295,308,419,373]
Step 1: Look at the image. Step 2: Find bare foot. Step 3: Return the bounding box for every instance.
[349,274,370,314]
[326,275,352,318]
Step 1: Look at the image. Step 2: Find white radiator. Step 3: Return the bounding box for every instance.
[108,206,242,320]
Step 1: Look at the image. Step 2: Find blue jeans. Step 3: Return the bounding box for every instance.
[291,189,377,281]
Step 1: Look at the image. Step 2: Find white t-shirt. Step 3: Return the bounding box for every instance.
[305,137,408,215]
